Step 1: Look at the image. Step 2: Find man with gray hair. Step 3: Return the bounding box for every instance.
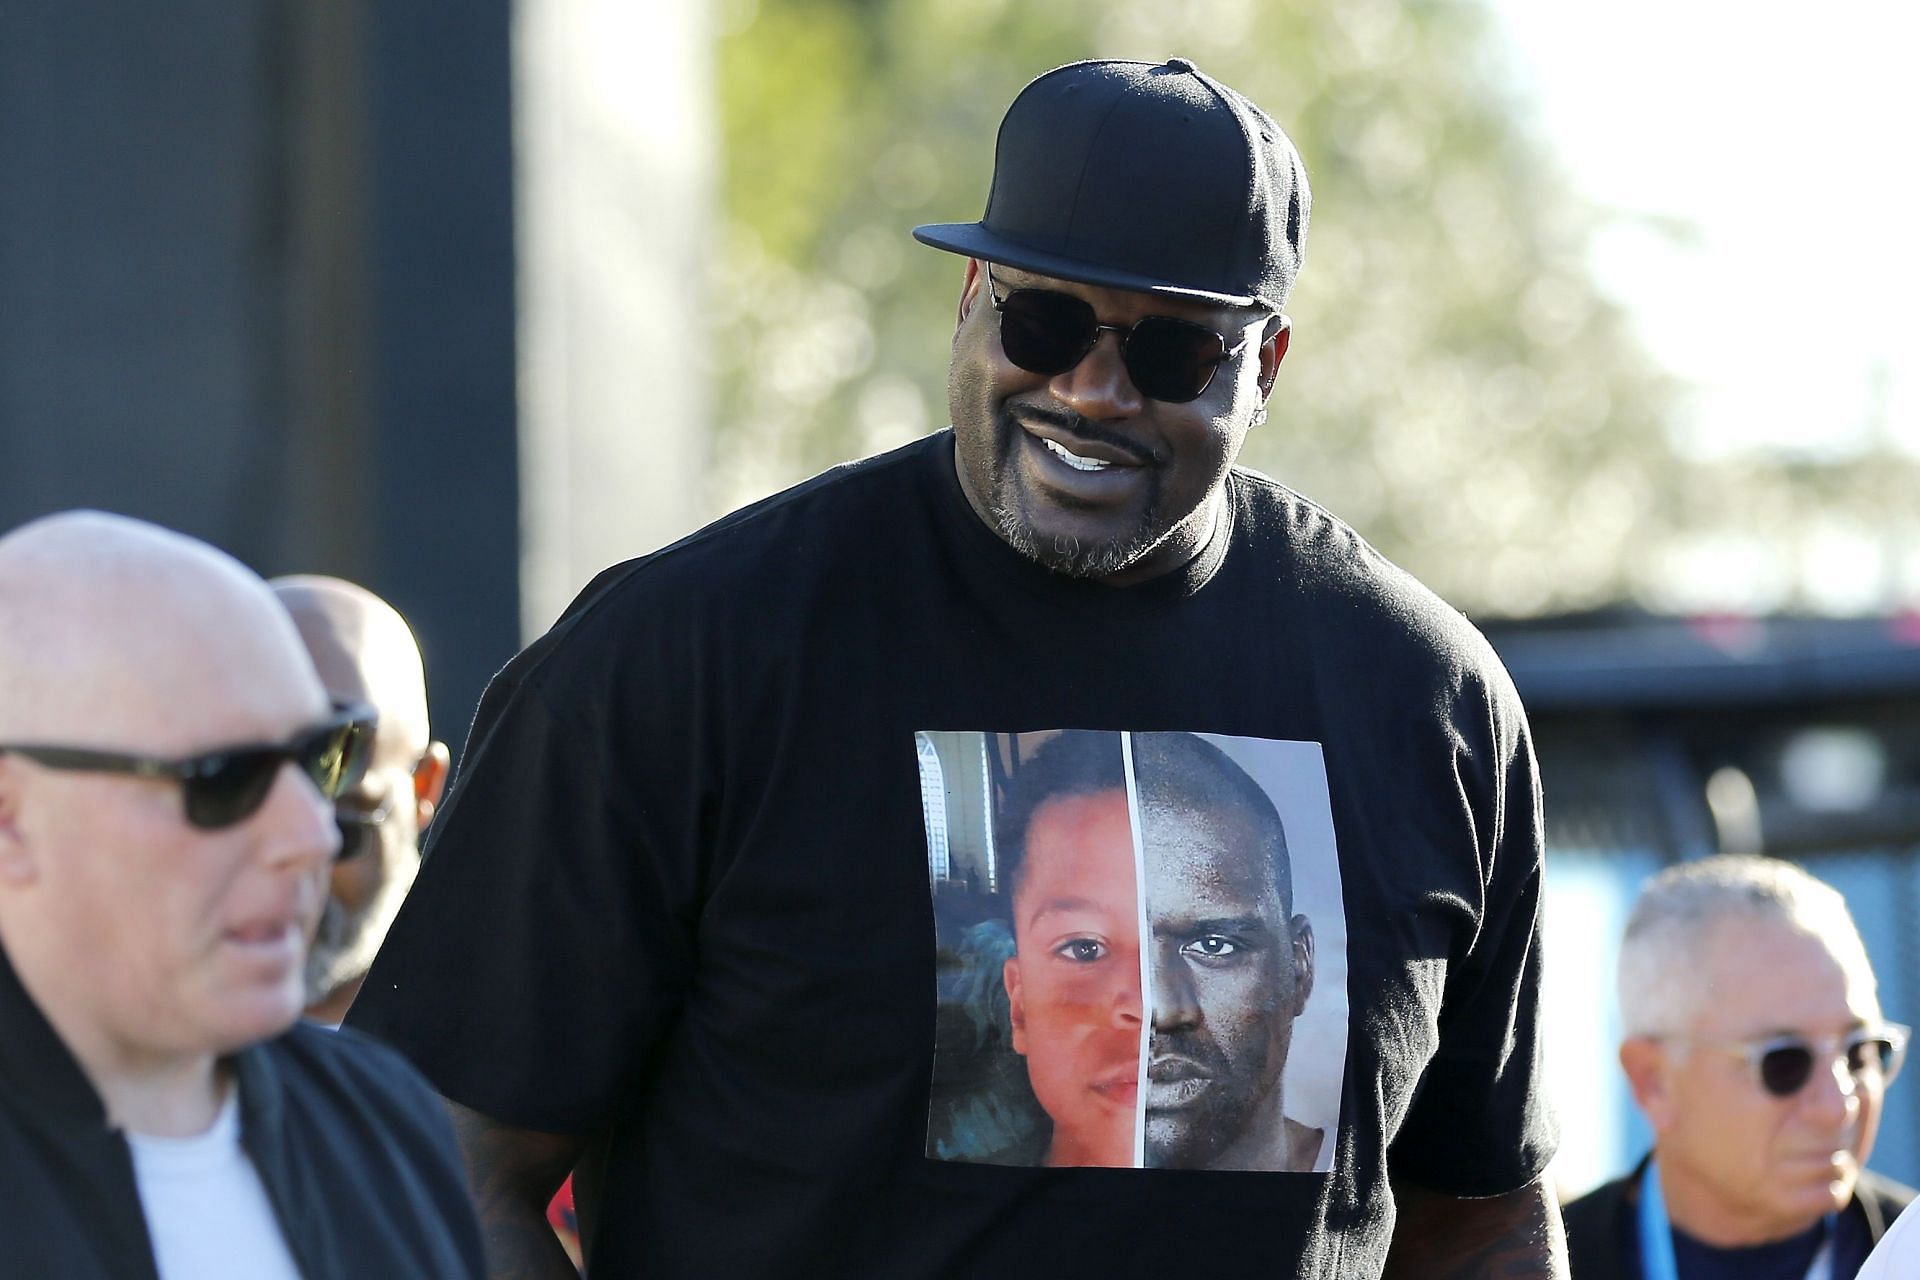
[1563,854,1912,1279]
[0,511,483,1279]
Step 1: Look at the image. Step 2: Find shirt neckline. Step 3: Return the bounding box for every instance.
[920,430,1234,612]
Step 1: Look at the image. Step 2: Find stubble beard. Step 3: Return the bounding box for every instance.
[304,851,420,1007]
[982,408,1172,580]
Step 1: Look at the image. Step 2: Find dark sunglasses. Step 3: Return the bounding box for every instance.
[984,264,1258,404]
[0,702,376,831]
[334,793,397,862]
[1686,1023,1911,1098]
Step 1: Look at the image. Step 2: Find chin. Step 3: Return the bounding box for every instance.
[204,984,307,1051]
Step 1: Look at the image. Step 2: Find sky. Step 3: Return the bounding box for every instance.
[1485,0,1920,462]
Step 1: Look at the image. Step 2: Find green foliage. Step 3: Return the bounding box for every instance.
[711,0,1691,615]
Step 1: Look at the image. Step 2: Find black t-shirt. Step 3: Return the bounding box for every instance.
[347,432,1555,1277]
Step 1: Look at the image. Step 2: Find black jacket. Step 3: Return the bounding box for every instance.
[0,941,485,1280]
[1564,1154,1914,1279]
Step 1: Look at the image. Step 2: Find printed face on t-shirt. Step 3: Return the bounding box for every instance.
[1141,801,1312,1169]
[1003,789,1143,1167]
[921,729,1346,1174]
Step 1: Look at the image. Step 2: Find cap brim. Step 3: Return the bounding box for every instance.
[912,222,1267,310]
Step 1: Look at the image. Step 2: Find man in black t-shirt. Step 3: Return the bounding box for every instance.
[349,57,1564,1278]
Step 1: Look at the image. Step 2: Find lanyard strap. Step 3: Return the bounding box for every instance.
[1638,1159,1836,1280]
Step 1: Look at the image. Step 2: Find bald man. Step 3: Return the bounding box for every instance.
[271,576,450,1026]
[0,512,484,1280]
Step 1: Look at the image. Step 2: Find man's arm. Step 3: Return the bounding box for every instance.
[443,1097,588,1280]
[1382,1174,1569,1280]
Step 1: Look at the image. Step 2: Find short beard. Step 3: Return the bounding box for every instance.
[983,409,1168,579]
[304,851,420,1009]
[987,505,1156,579]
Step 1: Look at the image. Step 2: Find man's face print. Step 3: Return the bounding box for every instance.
[1004,789,1143,1167]
[920,730,1344,1174]
[1143,802,1313,1169]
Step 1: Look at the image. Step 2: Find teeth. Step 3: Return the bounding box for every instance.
[1043,437,1110,471]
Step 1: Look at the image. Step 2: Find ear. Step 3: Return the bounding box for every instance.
[1289,914,1314,1014]
[957,258,987,328]
[1620,1036,1680,1134]
[412,741,451,828]
[1256,314,1291,398]
[0,757,39,887]
[1003,954,1028,1056]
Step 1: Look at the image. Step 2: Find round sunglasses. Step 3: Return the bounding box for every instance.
[984,264,1259,404]
[1677,1023,1911,1098]
[0,702,376,830]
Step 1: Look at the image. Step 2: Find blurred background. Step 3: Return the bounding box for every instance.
[3,0,1917,1198]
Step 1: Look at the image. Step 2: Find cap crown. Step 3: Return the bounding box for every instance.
[915,58,1309,310]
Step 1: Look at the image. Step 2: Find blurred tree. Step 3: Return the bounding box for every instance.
[710,0,1695,616]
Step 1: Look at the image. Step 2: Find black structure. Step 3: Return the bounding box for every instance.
[0,2,520,739]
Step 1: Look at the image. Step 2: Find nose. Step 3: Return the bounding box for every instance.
[1050,330,1145,421]
[1151,952,1201,1033]
[257,760,340,870]
[1111,953,1144,1027]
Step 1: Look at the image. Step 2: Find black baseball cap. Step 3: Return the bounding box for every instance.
[913,57,1310,312]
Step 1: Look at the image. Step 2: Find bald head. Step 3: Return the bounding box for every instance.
[271,576,430,767]
[0,511,327,747]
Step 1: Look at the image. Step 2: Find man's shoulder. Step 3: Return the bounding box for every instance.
[573,436,937,606]
[1227,465,1515,693]
[505,437,939,679]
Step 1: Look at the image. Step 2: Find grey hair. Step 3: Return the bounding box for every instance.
[1617,854,1878,1038]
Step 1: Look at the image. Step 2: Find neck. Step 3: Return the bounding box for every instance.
[99,1057,230,1137]
[1654,1151,1831,1248]
[305,971,363,1027]
[4,940,229,1136]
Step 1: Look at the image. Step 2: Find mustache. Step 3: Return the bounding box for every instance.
[1150,1029,1226,1077]
[1004,401,1158,467]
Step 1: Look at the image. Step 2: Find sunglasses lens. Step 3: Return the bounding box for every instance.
[301,721,372,800]
[1848,1037,1896,1075]
[1124,317,1229,403]
[1758,1044,1816,1097]
[997,289,1097,375]
[182,751,283,830]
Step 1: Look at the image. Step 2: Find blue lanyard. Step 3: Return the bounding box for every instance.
[1638,1159,1836,1280]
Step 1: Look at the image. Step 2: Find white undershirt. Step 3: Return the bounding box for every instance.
[126,1091,303,1280]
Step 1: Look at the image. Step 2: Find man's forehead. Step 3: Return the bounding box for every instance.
[1691,915,1881,1032]
[0,513,326,747]
[273,577,430,759]
[989,262,1265,330]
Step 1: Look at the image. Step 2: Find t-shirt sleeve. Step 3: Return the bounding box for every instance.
[345,648,699,1135]
[1388,680,1558,1196]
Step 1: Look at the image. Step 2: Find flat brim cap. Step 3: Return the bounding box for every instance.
[914,57,1308,311]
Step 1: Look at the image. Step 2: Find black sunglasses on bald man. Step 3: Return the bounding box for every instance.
[985,264,1259,404]
[0,701,376,831]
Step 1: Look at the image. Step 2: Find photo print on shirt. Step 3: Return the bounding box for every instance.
[918,729,1348,1173]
